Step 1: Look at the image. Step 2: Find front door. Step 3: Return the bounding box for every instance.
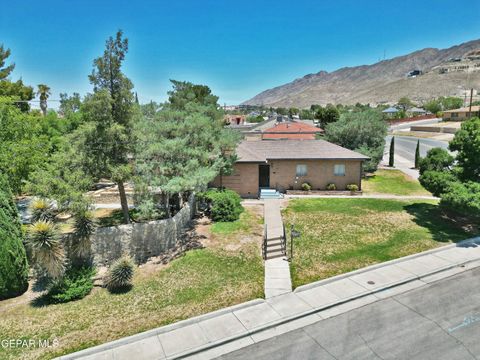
[259,164,270,188]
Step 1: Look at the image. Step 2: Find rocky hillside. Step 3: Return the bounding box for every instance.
[243,39,480,108]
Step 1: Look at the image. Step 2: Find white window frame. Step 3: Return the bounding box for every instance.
[296,164,307,177]
[334,164,346,176]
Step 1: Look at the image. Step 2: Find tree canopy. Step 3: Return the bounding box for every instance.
[325,109,387,172]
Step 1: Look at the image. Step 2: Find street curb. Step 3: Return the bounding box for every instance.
[59,237,480,360]
[58,299,264,359]
[295,236,480,293]
[170,256,480,359]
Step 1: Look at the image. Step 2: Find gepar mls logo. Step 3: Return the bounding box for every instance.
[1,338,59,349]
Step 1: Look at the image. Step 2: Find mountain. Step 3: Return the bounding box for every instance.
[242,39,480,108]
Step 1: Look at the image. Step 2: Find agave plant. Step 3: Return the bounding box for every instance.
[72,210,96,258]
[30,198,56,222]
[103,256,135,291]
[28,221,65,279]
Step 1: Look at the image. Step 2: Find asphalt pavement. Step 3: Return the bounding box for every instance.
[218,267,480,360]
[386,135,450,163]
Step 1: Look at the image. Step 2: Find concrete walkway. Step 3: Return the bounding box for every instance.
[59,237,480,360]
[263,199,292,299]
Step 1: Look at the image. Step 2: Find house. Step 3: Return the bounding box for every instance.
[443,106,480,121]
[225,114,246,125]
[382,106,399,117]
[212,140,369,197]
[261,121,323,140]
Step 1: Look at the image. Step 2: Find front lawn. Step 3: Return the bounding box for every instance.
[0,207,264,360]
[362,169,431,196]
[283,198,476,288]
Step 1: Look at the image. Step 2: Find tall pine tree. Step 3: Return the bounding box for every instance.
[79,30,136,223]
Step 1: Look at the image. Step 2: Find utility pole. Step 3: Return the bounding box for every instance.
[468,88,473,118]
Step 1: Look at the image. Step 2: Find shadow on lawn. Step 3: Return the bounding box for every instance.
[404,202,478,243]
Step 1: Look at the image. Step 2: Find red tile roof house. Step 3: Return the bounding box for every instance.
[211,139,369,198]
[261,121,323,140]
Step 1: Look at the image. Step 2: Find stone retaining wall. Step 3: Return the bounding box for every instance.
[71,195,196,266]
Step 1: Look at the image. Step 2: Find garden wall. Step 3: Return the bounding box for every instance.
[82,195,196,266]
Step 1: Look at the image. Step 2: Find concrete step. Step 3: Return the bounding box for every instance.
[266,243,284,251]
[265,251,286,260]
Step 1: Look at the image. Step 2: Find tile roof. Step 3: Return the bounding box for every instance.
[261,121,323,140]
[236,139,370,162]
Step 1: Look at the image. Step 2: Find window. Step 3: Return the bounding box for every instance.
[451,112,458,118]
[334,164,345,176]
[296,164,307,176]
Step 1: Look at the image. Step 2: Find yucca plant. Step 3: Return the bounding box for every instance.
[30,198,56,222]
[72,210,96,258]
[28,221,65,279]
[103,256,135,291]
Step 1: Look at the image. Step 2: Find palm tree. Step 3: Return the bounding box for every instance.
[37,84,51,116]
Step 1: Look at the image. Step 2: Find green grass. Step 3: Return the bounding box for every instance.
[362,169,431,196]
[0,208,264,360]
[283,198,477,288]
[211,209,263,235]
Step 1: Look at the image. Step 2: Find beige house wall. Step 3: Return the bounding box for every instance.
[443,111,470,121]
[269,159,362,191]
[211,163,260,197]
[212,159,363,197]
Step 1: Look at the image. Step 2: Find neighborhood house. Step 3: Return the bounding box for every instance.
[212,139,369,197]
[443,105,480,121]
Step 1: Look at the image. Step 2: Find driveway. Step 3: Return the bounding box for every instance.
[218,267,480,360]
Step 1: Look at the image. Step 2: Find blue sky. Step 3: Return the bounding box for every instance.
[1,0,479,106]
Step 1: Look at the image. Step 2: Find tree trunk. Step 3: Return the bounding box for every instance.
[117,180,130,224]
[165,193,171,218]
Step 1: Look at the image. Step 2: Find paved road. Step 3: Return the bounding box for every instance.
[389,118,441,131]
[218,268,480,360]
[386,135,450,163]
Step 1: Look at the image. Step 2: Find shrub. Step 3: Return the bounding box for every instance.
[30,198,56,222]
[419,148,454,175]
[201,189,243,222]
[326,183,336,191]
[104,256,135,291]
[0,175,29,300]
[301,182,311,191]
[346,184,359,192]
[28,221,65,279]
[46,266,96,303]
[419,170,456,197]
[440,181,480,218]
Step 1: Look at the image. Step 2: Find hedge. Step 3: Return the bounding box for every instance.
[0,174,29,299]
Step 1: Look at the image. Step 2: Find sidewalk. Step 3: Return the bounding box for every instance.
[59,236,480,360]
[263,199,292,298]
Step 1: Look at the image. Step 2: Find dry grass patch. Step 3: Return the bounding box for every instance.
[283,198,476,288]
[0,207,264,360]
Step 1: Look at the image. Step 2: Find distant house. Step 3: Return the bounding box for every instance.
[382,106,399,116]
[225,114,246,126]
[443,106,480,121]
[211,140,369,197]
[261,121,323,140]
[407,107,427,116]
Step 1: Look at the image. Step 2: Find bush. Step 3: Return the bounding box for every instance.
[0,175,29,300]
[326,183,336,191]
[440,181,480,218]
[419,170,456,197]
[72,209,95,258]
[46,266,96,303]
[346,184,359,192]
[104,256,135,291]
[419,148,454,175]
[201,189,243,222]
[301,183,311,191]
